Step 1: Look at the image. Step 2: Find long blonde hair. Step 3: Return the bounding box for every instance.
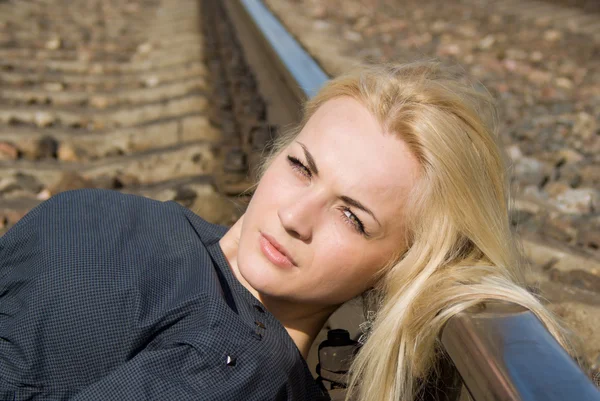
[258,61,576,401]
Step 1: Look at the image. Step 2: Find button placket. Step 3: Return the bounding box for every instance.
[252,304,267,340]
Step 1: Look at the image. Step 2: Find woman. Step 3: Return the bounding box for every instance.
[0,62,575,401]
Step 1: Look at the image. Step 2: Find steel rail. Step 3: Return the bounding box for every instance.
[223,0,328,130]
[441,301,600,401]
[223,1,600,400]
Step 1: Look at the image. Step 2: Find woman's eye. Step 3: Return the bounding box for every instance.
[342,208,367,236]
[287,156,312,178]
[286,156,369,237]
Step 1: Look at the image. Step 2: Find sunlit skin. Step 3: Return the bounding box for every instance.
[219,96,421,357]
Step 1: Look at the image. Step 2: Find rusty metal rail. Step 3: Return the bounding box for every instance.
[224,1,600,400]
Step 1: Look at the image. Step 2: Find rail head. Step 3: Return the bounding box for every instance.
[441,301,600,401]
[238,0,329,99]
[224,0,329,130]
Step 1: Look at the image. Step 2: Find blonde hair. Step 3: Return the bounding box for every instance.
[257,61,576,401]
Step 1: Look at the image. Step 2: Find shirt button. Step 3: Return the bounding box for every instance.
[226,355,237,366]
[253,305,265,314]
[255,321,266,329]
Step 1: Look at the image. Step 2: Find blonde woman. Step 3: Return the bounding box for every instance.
[0,62,580,400]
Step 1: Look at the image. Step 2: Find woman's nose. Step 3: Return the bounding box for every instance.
[277,193,318,241]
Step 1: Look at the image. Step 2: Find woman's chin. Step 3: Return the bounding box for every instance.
[239,258,289,295]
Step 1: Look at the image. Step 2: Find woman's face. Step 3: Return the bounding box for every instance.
[237,96,421,306]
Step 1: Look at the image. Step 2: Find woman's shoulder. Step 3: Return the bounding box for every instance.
[0,188,226,320]
[33,187,177,220]
[7,188,187,237]
[0,189,217,277]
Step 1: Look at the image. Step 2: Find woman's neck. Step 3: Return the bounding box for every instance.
[256,292,335,358]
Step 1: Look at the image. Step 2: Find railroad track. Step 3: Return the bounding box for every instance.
[0,0,598,397]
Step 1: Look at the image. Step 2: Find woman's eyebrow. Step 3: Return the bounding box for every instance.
[297,142,319,176]
[340,196,381,227]
[296,141,381,228]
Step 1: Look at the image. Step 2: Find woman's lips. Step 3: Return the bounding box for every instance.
[259,233,296,269]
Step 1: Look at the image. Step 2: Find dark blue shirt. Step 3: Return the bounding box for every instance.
[0,189,329,400]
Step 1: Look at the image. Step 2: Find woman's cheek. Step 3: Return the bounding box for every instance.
[255,172,289,208]
[329,215,355,245]
[321,224,354,265]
